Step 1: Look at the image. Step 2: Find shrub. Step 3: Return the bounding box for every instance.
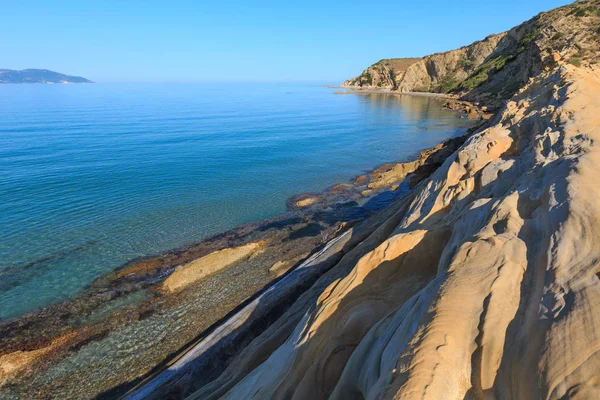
[521,27,540,47]
[438,76,459,93]
[569,57,582,67]
[362,71,373,85]
[476,55,515,75]
[568,6,588,16]
[569,5,597,17]
[462,72,489,90]
[457,54,476,70]
[552,32,564,40]
[460,54,515,91]
[489,54,516,70]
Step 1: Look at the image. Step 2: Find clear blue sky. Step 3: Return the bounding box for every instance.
[0,0,572,83]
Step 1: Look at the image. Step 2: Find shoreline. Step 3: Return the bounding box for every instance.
[183,62,600,399]
[330,87,492,118]
[0,101,486,398]
[1,92,483,323]
[3,1,597,396]
[122,100,491,398]
[332,87,453,98]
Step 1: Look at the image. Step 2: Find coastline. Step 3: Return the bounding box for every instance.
[0,99,485,398]
[331,87,492,119]
[184,63,600,400]
[332,87,452,98]
[4,1,600,397]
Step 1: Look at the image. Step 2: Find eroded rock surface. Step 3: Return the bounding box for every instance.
[3,2,600,399]
[117,2,600,399]
[189,62,600,400]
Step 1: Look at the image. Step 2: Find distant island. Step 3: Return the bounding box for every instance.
[0,69,93,84]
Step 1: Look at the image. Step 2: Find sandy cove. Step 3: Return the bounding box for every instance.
[0,102,480,399]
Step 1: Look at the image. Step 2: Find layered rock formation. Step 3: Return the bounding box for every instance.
[158,2,600,399]
[191,62,600,400]
[341,58,422,89]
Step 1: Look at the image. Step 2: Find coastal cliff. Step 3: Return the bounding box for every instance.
[171,2,600,399]
[341,58,422,89]
[343,1,600,109]
[2,2,600,399]
[192,63,600,399]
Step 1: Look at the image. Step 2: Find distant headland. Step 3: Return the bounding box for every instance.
[0,69,93,84]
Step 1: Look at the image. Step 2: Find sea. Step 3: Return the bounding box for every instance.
[0,82,471,319]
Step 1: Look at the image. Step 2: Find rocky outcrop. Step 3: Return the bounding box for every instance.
[287,132,476,211]
[190,62,600,400]
[341,58,421,89]
[169,2,600,399]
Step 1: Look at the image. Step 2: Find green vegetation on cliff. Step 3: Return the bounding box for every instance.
[461,54,516,91]
[342,0,600,105]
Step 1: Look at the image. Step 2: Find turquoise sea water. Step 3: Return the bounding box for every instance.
[0,83,470,319]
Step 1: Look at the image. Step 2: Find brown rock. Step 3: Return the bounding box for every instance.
[553,52,562,63]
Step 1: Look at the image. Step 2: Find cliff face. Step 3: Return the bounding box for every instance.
[343,1,600,110]
[341,58,422,89]
[395,32,507,93]
[181,2,600,399]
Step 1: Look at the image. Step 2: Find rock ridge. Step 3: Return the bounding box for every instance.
[175,1,600,399]
[191,61,600,400]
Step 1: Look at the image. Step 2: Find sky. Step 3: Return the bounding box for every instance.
[0,0,573,83]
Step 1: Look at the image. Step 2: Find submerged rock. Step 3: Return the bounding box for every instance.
[162,241,266,292]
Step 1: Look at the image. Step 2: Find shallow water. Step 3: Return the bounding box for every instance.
[0,83,470,319]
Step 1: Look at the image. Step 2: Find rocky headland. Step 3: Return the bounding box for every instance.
[2,1,600,399]
[0,69,93,84]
